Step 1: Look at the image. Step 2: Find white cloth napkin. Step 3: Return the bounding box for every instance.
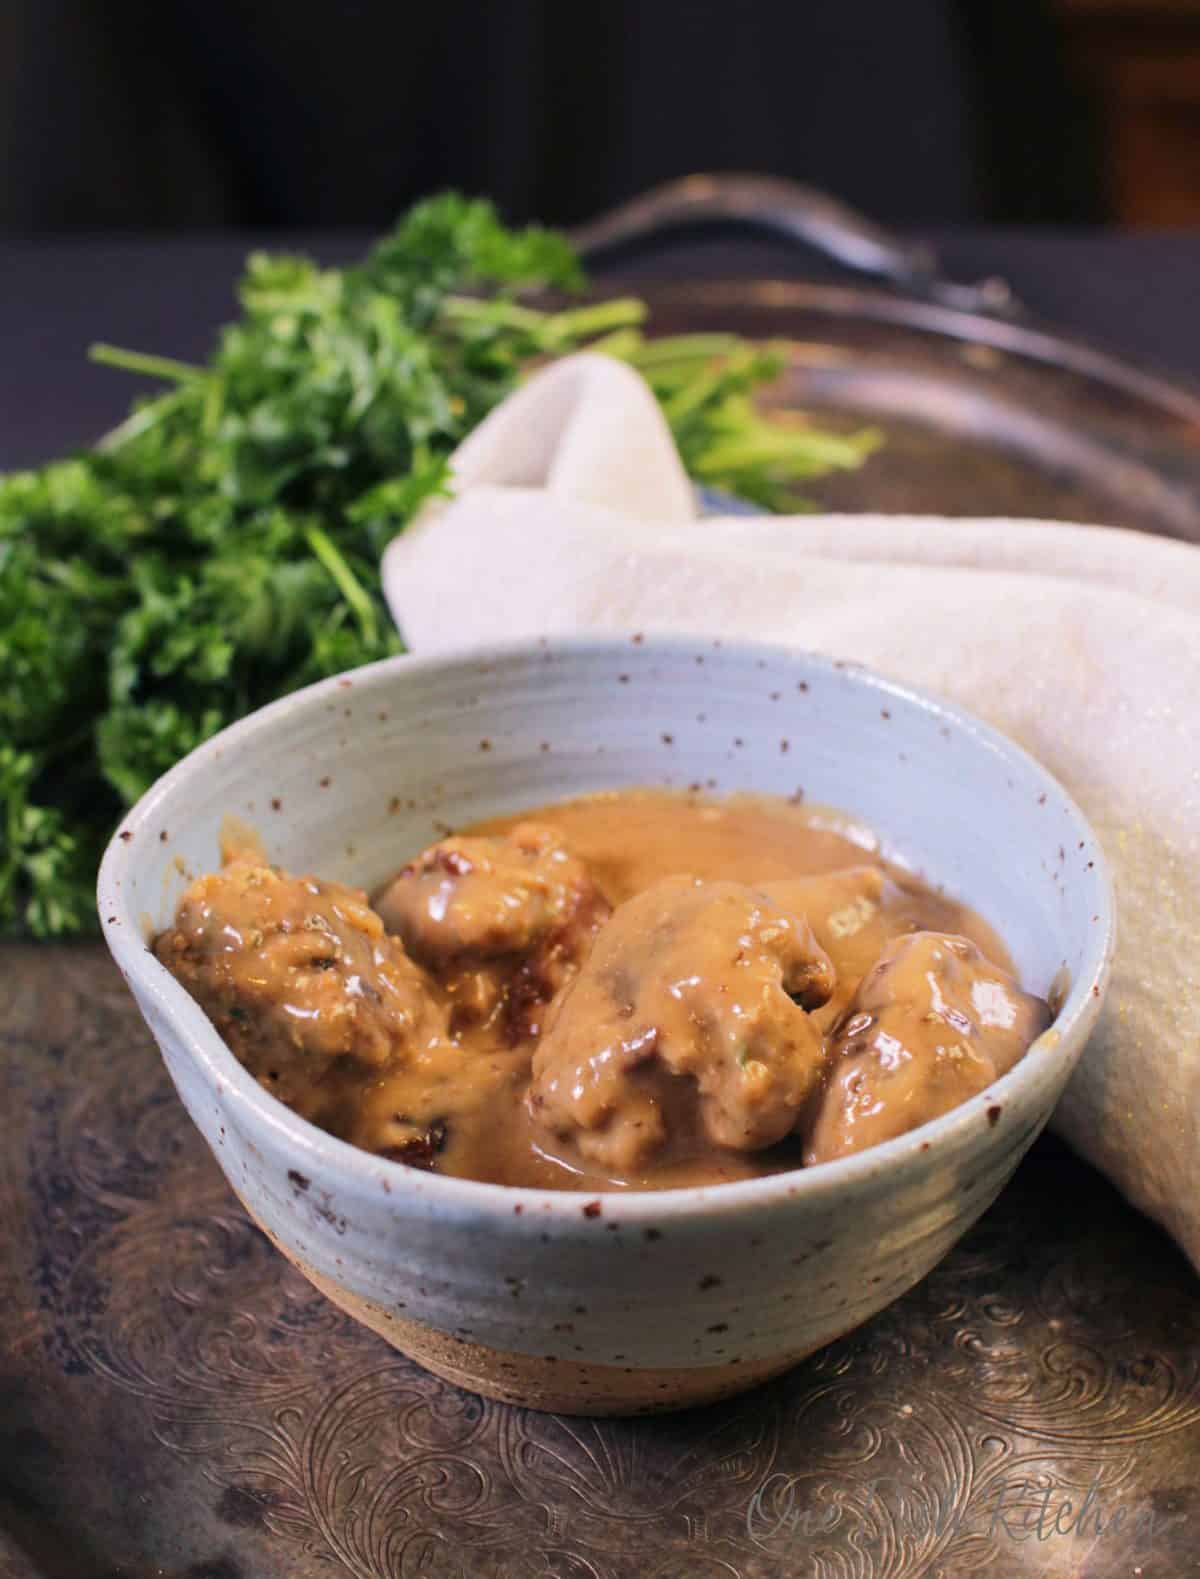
[384,353,1200,1271]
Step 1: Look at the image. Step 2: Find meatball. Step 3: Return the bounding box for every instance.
[764,865,998,1033]
[804,931,1051,1164]
[764,866,895,1031]
[528,876,836,1172]
[375,822,609,1036]
[155,857,445,1128]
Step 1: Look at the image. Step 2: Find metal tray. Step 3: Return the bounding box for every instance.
[3,944,1199,1577]
[618,277,1200,538]
[580,174,1200,541]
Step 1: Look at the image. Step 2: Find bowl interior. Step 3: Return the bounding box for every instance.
[105,637,1107,1020]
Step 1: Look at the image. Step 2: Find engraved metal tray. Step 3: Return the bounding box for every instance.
[3,939,1199,1578]
[577,174,1200,544]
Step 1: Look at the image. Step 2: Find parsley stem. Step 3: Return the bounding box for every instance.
[660,366,729,426]
[442,297,547,332]
[440,295,646,346]
[693,426,882,477]
[627,334,747,368]
[95,387,190,452]
[545,298,647,341]
[89,344,205,383]
[303,526,378,647]
[582,327,645,360]
[202,375,225,439]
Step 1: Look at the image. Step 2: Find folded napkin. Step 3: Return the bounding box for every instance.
[384,353,1200,1271]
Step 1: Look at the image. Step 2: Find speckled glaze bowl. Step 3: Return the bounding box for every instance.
[98,636,1114,1416]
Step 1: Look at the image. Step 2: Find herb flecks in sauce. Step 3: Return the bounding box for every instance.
[154,790,1047,1190]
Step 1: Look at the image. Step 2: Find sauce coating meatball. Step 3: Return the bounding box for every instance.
[154,857,445,1132]
[803,930,1051,1164]
[374,821,610,1037]
[153,790,1051,1189]
[764,866,991,1032]
[529,876,836,1172]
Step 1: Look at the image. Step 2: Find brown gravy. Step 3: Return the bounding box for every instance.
[154,790,1049,1191]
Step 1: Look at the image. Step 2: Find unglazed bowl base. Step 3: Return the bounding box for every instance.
[247,1200,819,1415]
[298,1257,818,1416]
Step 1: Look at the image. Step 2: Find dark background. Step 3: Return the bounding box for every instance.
[0,0,1110,233]
[5,0,1200,470]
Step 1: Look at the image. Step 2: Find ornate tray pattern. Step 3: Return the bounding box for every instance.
[2,944,1199,1577]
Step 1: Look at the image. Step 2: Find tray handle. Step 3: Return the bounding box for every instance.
[571,172,1017,317]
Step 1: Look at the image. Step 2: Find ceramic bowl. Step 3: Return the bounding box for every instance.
[98,636,1114,1416]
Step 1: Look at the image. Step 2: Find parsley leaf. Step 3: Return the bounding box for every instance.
[0,193,878,936]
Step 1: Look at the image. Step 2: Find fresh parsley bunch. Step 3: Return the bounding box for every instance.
[0,194,878,937]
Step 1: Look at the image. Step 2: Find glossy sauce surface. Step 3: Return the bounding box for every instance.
[155,790,1048,1190]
